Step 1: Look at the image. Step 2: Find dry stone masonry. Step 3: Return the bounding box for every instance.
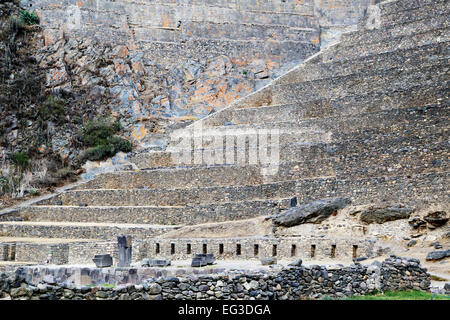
[0,256,432,300]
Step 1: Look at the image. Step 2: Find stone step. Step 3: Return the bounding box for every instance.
[380,1,449,28]
[274,41,449,87]
[202,104,448,139]
[271,60,448,105]
[77,158,336,190]
[131,120,447,171]
[294,171,449,207]
[342,11,448,47]
[323,26,449,64]
[379,0,447,17]
[0,222,180,241]
[78,136,447,191]
[132,103,448,168]
[39,181,297,207]
[15,199,288,225]
[202,84,447,127]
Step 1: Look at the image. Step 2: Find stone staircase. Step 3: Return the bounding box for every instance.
[0,0,448,265]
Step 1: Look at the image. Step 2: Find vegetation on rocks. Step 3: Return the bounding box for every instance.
[81,118,132,161]
[19,10,39,26]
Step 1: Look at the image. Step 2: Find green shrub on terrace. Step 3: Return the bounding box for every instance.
[20,10,39,26]
[81,118,132,161]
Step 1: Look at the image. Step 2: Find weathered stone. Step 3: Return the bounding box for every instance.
[261,258,277,266]
[147,283,162,295]
[273,198,351,227]
[409,217,427,229]
[117,236,132,267]
[92,254,113,268]
[288,259,303,267]
[360,204,415,224]
[407,240,417,247]
[424,211,448,227]
[426,250,450,261]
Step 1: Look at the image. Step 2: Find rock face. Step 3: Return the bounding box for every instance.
[426,250,450,261]
[424,211,448,227]
[359,204,415,224]
[272,198,351,227]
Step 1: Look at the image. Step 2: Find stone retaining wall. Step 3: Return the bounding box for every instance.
[0,255,431,300]
[2,237,380,265]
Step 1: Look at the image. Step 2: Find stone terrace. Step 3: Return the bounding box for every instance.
[0,0,448,267]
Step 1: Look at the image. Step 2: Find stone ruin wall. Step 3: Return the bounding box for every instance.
[23,0,374,146]
[0,255,432,299]
[1,236,380,266]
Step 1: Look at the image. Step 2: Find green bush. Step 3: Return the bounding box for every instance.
[11,152,30,170]
[20,10,39,26]
[107,135,132,153]
[83,144,116,161]
[81,118,131,161]
[81,118,121,147]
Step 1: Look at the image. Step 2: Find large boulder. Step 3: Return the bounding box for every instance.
[359,204,415,224]
[426,250,450,261]
[272,197,351,227]
[424,211,448,228]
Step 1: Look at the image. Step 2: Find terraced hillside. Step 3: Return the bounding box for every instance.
[0,0,448,267]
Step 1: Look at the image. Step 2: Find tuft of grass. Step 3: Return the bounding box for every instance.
[11,152,30,170]
[346,290,450,300]
[29,189,40,196]
[20,10,39,26]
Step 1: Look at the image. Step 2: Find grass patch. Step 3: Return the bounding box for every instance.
[11,152,30,170]
[20,10,39,26]
[346,290,450,300]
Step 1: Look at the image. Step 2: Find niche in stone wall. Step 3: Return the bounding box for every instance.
[353,245,358,258]
[291,244,297,257]
[254,244,259,257]
[311,244,316,258]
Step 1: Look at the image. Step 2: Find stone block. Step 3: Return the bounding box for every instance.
[92,254,113,268]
